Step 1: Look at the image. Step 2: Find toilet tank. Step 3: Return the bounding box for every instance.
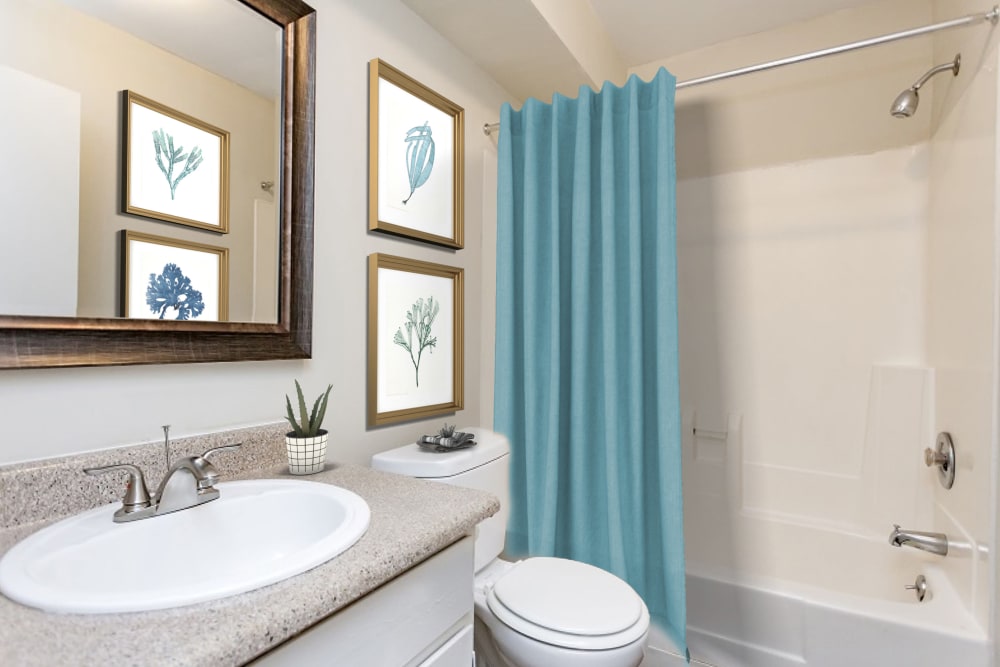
[371,427,510,572]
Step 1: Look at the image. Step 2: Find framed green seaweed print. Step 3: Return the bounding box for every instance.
[368,59,464,249]
[368,253,464,426]
[122,91,230,233]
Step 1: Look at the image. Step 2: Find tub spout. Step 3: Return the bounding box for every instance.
[888,524,948,556]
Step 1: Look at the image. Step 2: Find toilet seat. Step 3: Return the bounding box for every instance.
[485,557,649,651]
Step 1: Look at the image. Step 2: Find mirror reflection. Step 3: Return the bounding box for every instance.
[0,0,282,323]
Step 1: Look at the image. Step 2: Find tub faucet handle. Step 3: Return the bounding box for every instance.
[904,574,928,601]
[924,432,956,489]
[924,448,947,467]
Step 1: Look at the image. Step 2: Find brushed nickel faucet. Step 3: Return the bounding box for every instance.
[85,443,241,523]
[888,524,949,556]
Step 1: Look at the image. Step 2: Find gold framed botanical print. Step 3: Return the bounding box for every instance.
[368,59,464,249]
[120,230,229,322]
[122,91,230,233]
[368,253,464,426]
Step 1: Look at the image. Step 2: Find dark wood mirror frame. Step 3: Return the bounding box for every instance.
[0,0,316,369]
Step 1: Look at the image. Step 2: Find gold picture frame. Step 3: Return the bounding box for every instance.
[368,253,464,426]
[122,91,230,233]
[368,59,464,249]
[121,230,229,322]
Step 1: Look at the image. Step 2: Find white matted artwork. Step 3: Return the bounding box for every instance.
[368,254,464,426]
[121,230,229,322]
[123,91,230,233]
[368,59,464,248]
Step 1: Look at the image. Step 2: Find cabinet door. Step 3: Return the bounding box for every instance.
[417,624,473,667]
[251,537,473,666]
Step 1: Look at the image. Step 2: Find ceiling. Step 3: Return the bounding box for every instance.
[58,0,282,99]
[403,0,889,101]
[588,0,889,66]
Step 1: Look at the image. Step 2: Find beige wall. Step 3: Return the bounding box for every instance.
[928,0,999,637]
[0,0,277,322]
[631,0,932,179]
[0,0,511,466]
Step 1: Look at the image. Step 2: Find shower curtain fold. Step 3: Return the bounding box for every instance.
[494,68,687,657]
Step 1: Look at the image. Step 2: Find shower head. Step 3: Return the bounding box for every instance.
[891,54,961,118]
[890,88,920,118]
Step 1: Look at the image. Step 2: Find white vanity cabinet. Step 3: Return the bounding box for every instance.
[252,536,474,666]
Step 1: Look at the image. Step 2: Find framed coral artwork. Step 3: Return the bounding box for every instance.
[368,59,464,248]
[120,230,229,321]
[122,90,230,233]
[368,253,464,426]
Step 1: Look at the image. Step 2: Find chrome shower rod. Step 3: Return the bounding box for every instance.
[483,5,999,136]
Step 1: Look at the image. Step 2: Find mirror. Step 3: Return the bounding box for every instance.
[0,0,315,368]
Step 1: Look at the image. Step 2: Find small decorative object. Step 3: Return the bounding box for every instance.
[120,230,228,321]
[284,380,333,475]
[368,58,464,248]
[122,90,230,233]
[368,253,464,426]
[418,423,477,452]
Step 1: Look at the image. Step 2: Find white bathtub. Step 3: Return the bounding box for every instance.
[641,552,989,666]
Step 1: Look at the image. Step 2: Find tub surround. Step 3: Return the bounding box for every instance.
[0,425,499,666]
[676,567,990,666]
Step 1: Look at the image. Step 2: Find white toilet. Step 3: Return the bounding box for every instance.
[371,427,650,667]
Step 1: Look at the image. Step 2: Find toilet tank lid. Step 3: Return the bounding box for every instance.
[371,427,510,478]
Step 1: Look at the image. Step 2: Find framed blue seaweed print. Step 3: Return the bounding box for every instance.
[368,59,465,249]
[123,91,230,233]
[120,231,229,322]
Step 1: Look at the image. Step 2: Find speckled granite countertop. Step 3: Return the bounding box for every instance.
[0,463,499,667]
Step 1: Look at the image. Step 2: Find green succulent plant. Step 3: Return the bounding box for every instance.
[285,380,332,438]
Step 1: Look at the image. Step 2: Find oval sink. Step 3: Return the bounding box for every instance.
[0,479,370,614]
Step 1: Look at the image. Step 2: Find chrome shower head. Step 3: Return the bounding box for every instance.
[891,54,961,118]
[890,88,920,118]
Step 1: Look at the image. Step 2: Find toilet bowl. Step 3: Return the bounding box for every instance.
[371,428,650,667]
[473,557,649,667]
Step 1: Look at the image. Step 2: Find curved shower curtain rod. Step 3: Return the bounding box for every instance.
[482,5,999,136]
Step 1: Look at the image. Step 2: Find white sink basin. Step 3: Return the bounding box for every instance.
[0,479,370,614]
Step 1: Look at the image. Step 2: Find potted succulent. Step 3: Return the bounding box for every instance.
[284,380,333,475]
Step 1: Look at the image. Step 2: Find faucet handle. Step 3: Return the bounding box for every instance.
[904,574,928,601]
[924,432,957,489]
[84,464,152,512]
[201,443,242,460]
[924,448,948,467]
[190,443,242,490]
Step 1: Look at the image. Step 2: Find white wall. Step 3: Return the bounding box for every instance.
[0,0,510,466]
[0,66,79,317]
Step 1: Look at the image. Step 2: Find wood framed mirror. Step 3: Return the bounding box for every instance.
[0,0,315,369]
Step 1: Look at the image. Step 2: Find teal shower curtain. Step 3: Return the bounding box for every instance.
[494,68,687,656]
